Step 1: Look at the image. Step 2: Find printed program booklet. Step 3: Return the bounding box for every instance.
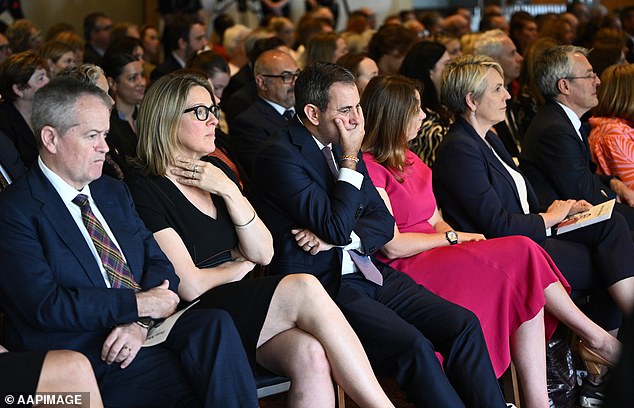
[554,199,615,235]
[142,300,200,347]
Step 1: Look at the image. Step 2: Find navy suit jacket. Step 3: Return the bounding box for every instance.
[230,97,288,175]
[0,165,178,355]
[250,119,394,295]
[433,117,549,244]
[520,100,615,206]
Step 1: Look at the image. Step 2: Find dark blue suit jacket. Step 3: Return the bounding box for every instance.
[520,100,615,206]
[230,97,288,175]
[250,119,394,295]
[0,165,178,355]
[433,117,548,243]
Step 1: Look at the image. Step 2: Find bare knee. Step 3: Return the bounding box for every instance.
[288,336,331,380]
[280,274,328,303]
[39,350,95,392]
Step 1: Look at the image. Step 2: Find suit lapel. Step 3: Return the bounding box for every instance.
[289,121,336,188]
[480,133,523,206]
[255,98,286,127]
[29,167,106,287]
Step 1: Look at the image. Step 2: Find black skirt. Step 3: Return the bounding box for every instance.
[0,350,46,395]
[190,275,284,368]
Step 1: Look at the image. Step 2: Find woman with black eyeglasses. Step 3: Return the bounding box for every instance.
[127,71,394,408]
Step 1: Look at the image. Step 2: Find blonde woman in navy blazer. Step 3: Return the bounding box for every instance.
[432,54,634,388]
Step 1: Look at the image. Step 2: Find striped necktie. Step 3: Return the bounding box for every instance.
[72,194,141,290]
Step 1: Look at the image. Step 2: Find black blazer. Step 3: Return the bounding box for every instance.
[520,100,615,206]
[0,101,38,167]
[0,129,27,183]
[150,54,183,82]
[433,117,548,244]
[230,97,288,175]
[250,119,394,295]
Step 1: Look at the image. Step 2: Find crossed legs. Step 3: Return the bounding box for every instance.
[256,273,393,408]
[37,350,104,408]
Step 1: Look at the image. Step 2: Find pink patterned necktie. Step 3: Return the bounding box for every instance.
[72,194,141,290]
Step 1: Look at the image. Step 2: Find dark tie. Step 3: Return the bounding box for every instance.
[72,194,141,290]
[283,109,294,121]
[321,146,339,179]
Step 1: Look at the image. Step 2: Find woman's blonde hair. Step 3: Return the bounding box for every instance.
[137,70,214,176]
[595,63,634,125]
[441,54,503,114]
[361,75,421,180]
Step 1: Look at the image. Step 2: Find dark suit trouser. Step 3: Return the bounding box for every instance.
[545,212,634,330]
[614,202,634,238]
[335,268,506,408]
[92,309,257,408]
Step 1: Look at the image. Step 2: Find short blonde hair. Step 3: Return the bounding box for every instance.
[595,63,634,124]
[137,70,214,176]
[441,54,503,114]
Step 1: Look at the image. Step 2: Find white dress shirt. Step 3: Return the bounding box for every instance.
[39,157,126,287]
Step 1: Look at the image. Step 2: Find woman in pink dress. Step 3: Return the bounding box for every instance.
[360,74,620,408]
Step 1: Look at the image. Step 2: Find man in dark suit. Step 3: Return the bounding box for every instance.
[222,36,286,125]
[150,14,208,82]
[230,49,299,175]
[0,77,258,407]
[82,12,112,66]
[251,63,506,408]
[520,45,634,231]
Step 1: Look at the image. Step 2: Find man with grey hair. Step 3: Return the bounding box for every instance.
[0,77,259,407]
[474,29,524,157]
[520,45,634,232]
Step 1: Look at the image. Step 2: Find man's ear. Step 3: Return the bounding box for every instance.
[255,74,266,91]
[465,92,478,113]
[303,104,320,126]
[40,126,59,155]
[556,78,570,96]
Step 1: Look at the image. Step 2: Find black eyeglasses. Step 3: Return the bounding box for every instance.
[260,70,301,84]
[183,104,220,121]
[563,72,598,81]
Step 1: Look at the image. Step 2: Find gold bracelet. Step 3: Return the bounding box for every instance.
[235,211,257,229]
[341,155,359,164]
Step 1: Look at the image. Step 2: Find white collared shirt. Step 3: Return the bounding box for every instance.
[556,101,582,141]
[38,157,125,287]
[171,51,186,69]
[310,136,364,275]
[262,98,294,117]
